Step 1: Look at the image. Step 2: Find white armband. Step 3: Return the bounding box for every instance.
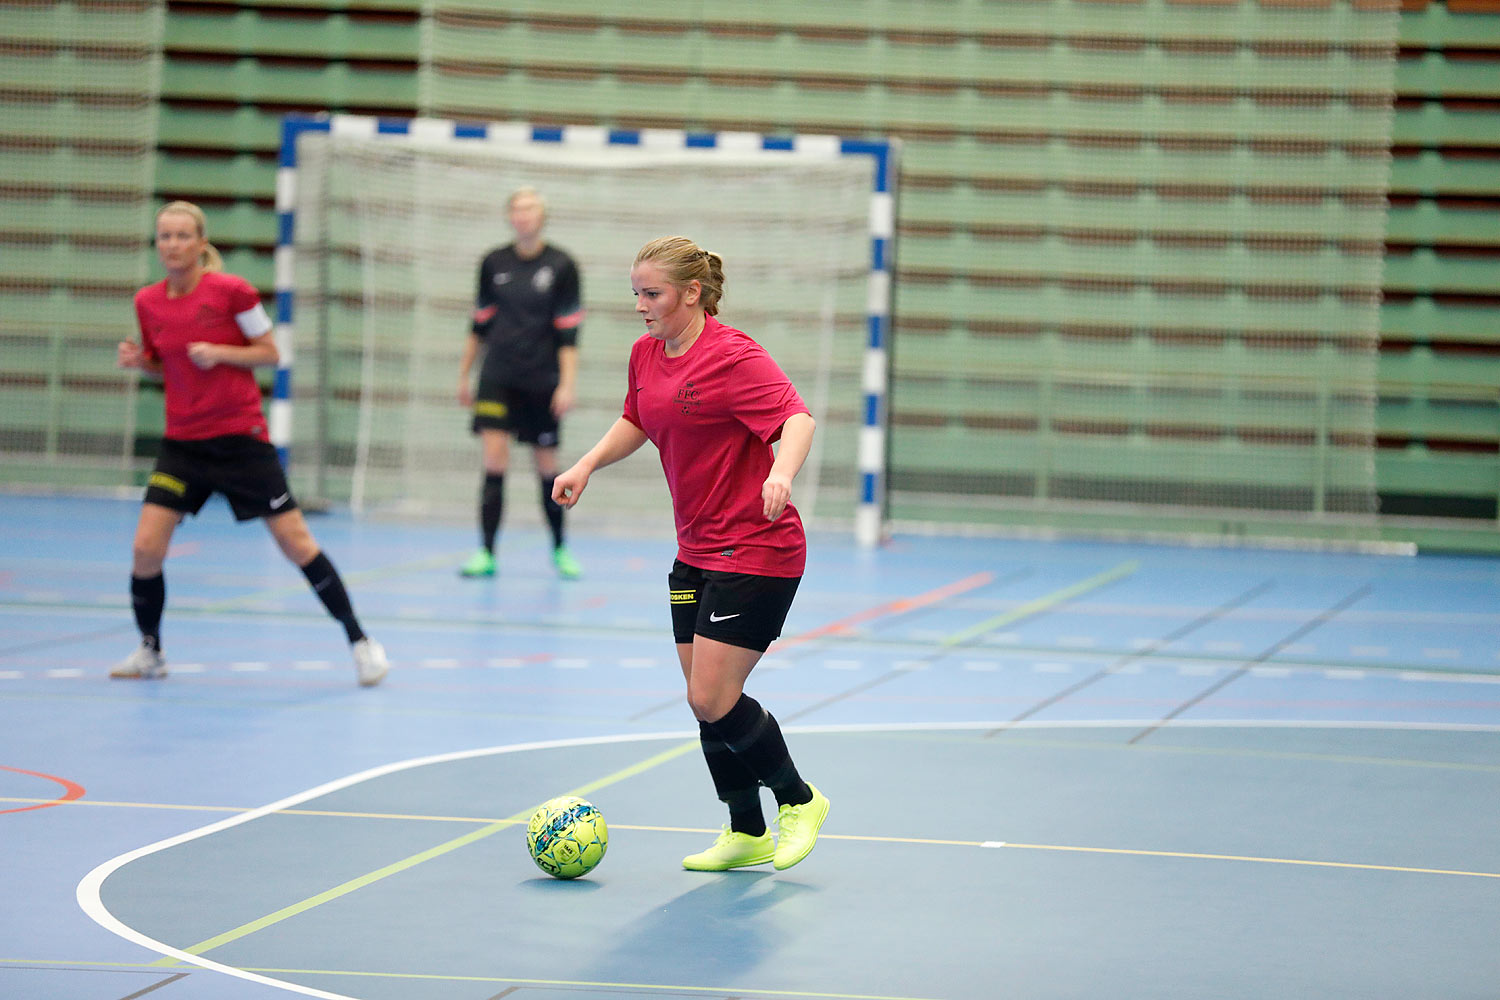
[235,302,273,338]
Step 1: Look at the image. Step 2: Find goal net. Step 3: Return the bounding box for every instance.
[284,118,885,541]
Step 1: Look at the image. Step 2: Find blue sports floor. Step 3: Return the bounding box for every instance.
[2,494,1498,1000]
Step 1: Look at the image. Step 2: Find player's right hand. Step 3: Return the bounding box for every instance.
[117,341,143,369]
[456,378,472,407]
[552,464,589,508]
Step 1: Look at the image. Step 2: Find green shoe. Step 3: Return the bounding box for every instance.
[772,784,829,870]
[553,545,582,580]
[459,549,495,578]
[682,827,774,871]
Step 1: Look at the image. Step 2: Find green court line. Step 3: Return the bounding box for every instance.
[939,560,1140,647]
[152,739,702,966]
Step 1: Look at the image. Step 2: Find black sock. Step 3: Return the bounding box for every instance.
[299,552,365,643]
[540,474,564,549]
[699,719,766,836]
[480,472,504,552]
[710,694,812,809]
[130,573,165,650]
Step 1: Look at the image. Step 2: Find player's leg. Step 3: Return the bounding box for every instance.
[688,571,828,871]
[262,508,388,687]
[670,561,773,870]
[532,443,580,579]
[463,381,512,577]
[218,435,388,687]
[111,502,182,679]
[112,441,210,679]
[522,390,580,579]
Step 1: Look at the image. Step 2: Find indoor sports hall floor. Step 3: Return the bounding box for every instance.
[2,493,1498,1000]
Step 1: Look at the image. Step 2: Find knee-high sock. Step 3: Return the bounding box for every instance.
[539,474,564,549]
[480,473,504,552]
[710,694,812,809]
[300,552,365,643]
[699,719,766,836]
[130,573,165,650]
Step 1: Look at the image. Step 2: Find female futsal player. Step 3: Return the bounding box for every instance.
[552,235,829,871]
[112,201,389,687]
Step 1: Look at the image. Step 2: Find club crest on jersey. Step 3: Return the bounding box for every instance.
[676,380,699,415]
[532,265,555,293]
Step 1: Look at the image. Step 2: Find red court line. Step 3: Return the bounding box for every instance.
[0,764,86,815]
[768,571,996,654]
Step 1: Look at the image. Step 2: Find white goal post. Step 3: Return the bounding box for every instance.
[275,113,898,546]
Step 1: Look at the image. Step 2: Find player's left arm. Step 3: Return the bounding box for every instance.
[552,344,579,416]
[187,296,278,370]
[763,411,815,521]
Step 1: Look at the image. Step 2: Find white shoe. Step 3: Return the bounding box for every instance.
[111,641,167,679]
[351,638,389,687]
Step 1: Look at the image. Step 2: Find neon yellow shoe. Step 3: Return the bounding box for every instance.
[459,549,495,578]
[772,784,829,870]
[553,545,582,580]
[682,827,774,871]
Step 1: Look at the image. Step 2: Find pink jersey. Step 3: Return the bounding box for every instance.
[623,315,811,577]
[134,272,271,442]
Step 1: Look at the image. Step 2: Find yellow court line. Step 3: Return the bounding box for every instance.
[994,841,1500,880]
[0,957,938,1000]
[238,966,943,1000]
[153,738,703,966]
[940,560,1140,647]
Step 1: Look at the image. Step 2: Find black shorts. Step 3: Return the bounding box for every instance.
[143,436,297,522]
[669,559,801,653]
[471,380,559,447]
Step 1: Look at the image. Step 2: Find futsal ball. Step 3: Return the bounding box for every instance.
[526,795,608,879]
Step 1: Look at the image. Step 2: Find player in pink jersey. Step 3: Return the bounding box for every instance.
[112,201,389,687]
[553,235,829,871]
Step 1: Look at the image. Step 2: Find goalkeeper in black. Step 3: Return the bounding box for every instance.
[456,186,584,579]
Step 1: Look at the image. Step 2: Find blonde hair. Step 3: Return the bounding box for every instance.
[633,236,724,316]
[155,200,224,271]
[508,186,547,215]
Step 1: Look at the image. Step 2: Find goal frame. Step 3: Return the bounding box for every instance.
[275,112,898,546]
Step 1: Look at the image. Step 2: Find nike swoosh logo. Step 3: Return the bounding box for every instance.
[269,493,290,509]
[708,612,740,622]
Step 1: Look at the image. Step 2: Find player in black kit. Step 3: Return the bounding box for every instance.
[456,187,584,579]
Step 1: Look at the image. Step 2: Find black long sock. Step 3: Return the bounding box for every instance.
[539,474,564,549]
[699,719,766,836]
[300,552,365,643]
[130,573,165,650]
[480,473,505,552]
[710,694,812,809]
